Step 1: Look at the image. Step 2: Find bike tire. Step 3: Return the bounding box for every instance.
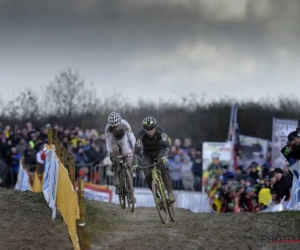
[118,170,126,209]
[167,202,175,222]
[125,170,135,213]
[151,179,169,224]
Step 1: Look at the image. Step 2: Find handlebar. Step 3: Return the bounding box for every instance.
[136,161,163,170]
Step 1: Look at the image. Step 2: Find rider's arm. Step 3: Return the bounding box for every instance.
[104,124,113,155]
[157,127,170,157]
[121,119,136,149]
[132,130,144,165]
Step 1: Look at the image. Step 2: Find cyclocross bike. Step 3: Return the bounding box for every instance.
[135,161,175,224]
[114,155,135,213]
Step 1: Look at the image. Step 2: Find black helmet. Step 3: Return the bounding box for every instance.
[288,131,299,142]
[142,117,157,130]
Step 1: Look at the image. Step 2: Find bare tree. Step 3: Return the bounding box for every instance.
[2,90,40,120]
[45,68,99,118]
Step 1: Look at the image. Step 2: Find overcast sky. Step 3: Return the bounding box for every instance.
[1,0,299,105]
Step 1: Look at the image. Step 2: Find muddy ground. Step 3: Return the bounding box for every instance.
[0,187,73,250]
[1,187,300,250]
[86,200,300,250]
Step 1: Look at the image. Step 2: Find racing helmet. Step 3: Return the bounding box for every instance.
[108,112,121,127]
[142,117,157,130]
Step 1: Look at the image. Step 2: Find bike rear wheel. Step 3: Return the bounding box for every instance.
[118,170,126,209]
[151,179,169,224]
[125,170,135,213]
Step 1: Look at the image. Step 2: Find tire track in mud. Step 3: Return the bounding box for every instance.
[87,201,300,250]
[2,187,298,250]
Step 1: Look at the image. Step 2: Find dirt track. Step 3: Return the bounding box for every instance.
[86,200,300,250]
[0,188,73,250]
[1,187,300,250]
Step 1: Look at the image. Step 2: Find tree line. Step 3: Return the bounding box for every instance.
[1,68,299,149]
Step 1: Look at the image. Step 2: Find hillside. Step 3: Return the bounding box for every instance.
[0,188,72,250]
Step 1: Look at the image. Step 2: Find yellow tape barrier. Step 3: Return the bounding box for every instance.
[56,159,80,250]
[24,129,90,250]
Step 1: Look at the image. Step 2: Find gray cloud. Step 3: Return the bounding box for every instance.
[0,0,299,104]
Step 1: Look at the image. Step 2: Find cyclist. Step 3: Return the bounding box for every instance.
[105,112,136,203]
[132,117,176,203]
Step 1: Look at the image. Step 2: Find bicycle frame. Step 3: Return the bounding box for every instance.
[139,161,168,202]
[151,166,168,202]
[115,156,129,191]
[115,155,135,212]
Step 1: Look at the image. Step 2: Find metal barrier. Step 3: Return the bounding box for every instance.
[74,162,203,192]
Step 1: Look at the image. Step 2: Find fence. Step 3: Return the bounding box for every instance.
[75,161,203,192]
[46,128,91,250]
[15,128,91,250]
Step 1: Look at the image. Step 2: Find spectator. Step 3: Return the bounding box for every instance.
[36,145,46,164]
[173,138,181,151]
[16,138,27,157]
[191,151,203,191]
[258,175,272,210]
[189,147,197,162]
[221,165,236,185]
[183,137,192,152]
[247,162,260,183]
[169,154,182,190]
[74,147,90,164]
[10,147,21,185]
[235,166,246,179]
[180,155,195,191]
[24,147,37,166]
[169,145,177,161]
[270,168,293,203]
[96,132,107,160]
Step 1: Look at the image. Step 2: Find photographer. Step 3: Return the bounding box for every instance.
[281,130,300,165]
[269,168,292,203]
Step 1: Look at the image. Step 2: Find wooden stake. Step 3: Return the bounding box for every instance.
[68,155,75,189]
[77,178,91,250]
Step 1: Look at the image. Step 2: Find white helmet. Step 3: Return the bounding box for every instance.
[211,152,220,159]
[108,112,121,126]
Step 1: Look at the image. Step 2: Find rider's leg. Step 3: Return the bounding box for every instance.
[119,135,136,203]
[111,142,120,187]
[119,137,134,173]
[141,154,155,191]
[156,150,176,203]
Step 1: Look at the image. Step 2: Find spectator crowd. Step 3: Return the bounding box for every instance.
[0,122,203,192]
[0,121,296,215]
[204,126,300,214]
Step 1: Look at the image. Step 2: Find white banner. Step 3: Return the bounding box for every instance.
[286,161,300,210]
[15,159,31,191]
[75,183,112,203]
[272,118,298,168]
[110,187,209,213]
[84,189,110,202]
[43,149,52,203]
[14,159,24,190]
[111,187,156,207]
[202,142,231,171]
[44,147,60,219]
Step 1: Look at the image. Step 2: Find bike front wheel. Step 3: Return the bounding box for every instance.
[151,179,169,224]
[125,170,135,213]
[167,201,175,222]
